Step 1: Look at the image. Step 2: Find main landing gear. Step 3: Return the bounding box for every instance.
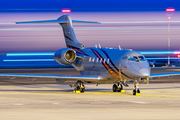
[112,80,140,95]
[133,80,140,95]
[72,81,85,93]
[112,81,128,92]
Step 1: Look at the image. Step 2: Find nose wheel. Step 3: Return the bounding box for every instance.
[133,80,140,95]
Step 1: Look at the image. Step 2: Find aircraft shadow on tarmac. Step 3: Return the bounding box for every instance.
[0,86,179,93]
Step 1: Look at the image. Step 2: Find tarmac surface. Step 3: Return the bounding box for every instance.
[0,68,180,120]
[0,83,180,120]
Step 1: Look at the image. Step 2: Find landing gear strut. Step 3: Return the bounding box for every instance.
[112,82,123,92]
[74,81,85,93]
[133,80,140,95]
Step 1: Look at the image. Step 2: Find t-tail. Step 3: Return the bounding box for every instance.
[16,15,100,49]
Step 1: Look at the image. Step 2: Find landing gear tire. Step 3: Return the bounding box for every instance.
[113,84,118,92]
[113,82,124,92]
[137,89,140,93]
[133,89,136,95]
[80,85,85,93]
[132,89,140,95]
[117,84,123,92]
[76,86,80,91]
[133,79,140,95]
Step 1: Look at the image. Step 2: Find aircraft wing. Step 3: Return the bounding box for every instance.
[0,73,102,81]
[150,72,180,78]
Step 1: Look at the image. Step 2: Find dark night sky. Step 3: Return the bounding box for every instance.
[0,0,180,12]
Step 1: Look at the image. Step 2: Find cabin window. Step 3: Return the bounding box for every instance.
[92,58,95,62]
[96,58,99,63]
[104,59,106,63]
[138,56,146,61]
[128,56,139,62]
[89,57,91,62]
[100,58,102,63]
[121,56,127,60]
[107,59,109,64]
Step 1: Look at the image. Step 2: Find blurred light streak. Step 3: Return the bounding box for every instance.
[102,21,180,24]
[2,27,180,31]
[6,51,180,56]
[3,59,55,62]
[0,64,59,66]
[7,53,54,56]
[173,52,180,54]
[140,51,175,54]
[0,23,15,24]
[0,28,62,31]
[146,58,180,60]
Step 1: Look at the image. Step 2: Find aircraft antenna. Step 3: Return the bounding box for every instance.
[118,45,121,50]
[95,44,97,48]
[98,44,101,49]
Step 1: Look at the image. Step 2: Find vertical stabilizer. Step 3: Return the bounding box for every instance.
[16,15,100,49]
[58,15,84,49]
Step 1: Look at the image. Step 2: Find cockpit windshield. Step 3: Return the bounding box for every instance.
[122,55,146,62]
[138,56,146,61]
[128,56,139,62]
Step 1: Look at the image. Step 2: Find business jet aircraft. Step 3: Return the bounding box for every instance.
[1,15,180,95]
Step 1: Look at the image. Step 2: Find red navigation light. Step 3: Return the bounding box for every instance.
[166,8,175,12]
[62,9,71,13]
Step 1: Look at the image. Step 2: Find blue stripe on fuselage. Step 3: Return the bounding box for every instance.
[91,48,131,79]
[91,49,116,73]
[99,49,131,79]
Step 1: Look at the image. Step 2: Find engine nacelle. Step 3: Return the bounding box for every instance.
[53,48,76,65]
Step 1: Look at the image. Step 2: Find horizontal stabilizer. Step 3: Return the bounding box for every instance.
[16,20,67,24]
[16,20,100,24]
[72,20,100,24]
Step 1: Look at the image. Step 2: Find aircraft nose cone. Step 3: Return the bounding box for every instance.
[139,68,150,77]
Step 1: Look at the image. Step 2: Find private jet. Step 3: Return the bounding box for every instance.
[1,14,180,95]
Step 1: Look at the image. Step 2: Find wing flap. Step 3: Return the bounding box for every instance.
[150,72,180,78]
[0,73,102,81]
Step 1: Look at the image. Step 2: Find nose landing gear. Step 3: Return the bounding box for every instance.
[133,80,140,95]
